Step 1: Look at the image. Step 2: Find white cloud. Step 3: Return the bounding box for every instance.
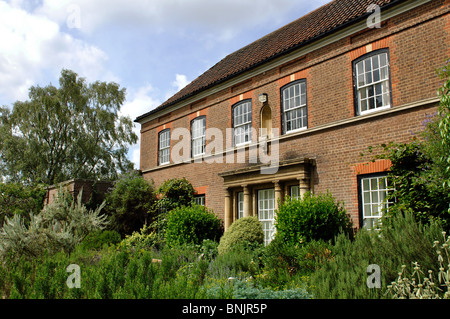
[172,74,190,92]
[35,0,327,40]
[0,1,108,104]
[121,84,162,169]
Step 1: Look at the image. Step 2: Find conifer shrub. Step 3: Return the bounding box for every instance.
[275,192,353,245]
[165,205,223,247]
[310,212,444,299]
[217,216,264,255]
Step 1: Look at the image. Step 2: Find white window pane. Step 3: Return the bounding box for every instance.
[372,55,379,69]
[380,54,387,67]
[365,58,372,72]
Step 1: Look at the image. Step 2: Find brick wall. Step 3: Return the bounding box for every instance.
[44,179,113,207]
[139,1,450,227]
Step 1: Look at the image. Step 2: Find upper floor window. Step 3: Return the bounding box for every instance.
[191,116,206,157]
[233,100,252,146]
[158,129,171,165]
[282,80,307,134]
[354,50,391,115]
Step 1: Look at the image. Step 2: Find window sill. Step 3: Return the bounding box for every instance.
[359,105,391,116]
[284,127,308,136]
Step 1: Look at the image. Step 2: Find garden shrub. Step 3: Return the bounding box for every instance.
[217,216,264,255]
[259,237,332,289]
[117,225,159,252]
[105,171,157,237]
[208,243,261,280]
[206,279,312,299]
[310,212,444,299]
[80,230,122,251]
[165,205,223,247]
[275,191,353,245]
[0,188,108,261]
[156,177,196,213]
[0,182,47,228]
[152,177,196,243]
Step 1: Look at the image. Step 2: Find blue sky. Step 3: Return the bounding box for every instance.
[0,0,330,169]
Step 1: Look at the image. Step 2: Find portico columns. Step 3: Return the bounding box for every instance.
[224,188,232,231]
[242,185,252,218]
[274,180,283,211]
[298,178,310,199]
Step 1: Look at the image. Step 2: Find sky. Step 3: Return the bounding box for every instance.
[0,0,330,170]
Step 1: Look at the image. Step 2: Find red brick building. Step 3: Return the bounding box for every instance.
[136,0,450,244]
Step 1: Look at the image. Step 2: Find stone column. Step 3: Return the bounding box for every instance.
[242,185,252,218]
[224,188,232,231]
[298,178,310,199]
[274,181,283,211]
[252,188,257,217]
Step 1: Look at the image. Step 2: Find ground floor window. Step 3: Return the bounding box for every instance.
[258,189,275,246]
[194,195,205,206]
[290,185,300,200]
[360,174,392,230]
[237,191,244,220]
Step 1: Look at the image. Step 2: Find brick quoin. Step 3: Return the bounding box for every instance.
[136,0,450,231]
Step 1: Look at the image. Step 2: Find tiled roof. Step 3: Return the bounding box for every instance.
[136,0,405,122]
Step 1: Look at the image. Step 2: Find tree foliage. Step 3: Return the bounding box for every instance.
[363,60,450,231]
[0,182,47,228]
[436,59,450,186]
[156,177,196,213]
[104,171,157,237]
[0,69,137,185]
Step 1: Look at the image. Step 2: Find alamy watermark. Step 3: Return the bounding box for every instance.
[66,264,81,289]
[367,264,382,289]
[67,4,82,29]
[169,127,280,174]
[367,4,382,29]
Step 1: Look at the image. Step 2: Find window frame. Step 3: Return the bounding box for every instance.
[357,173,393,230]
[158,129,171,166]
[280,79,308,135]
[290,185,300,200]
[191,116,206,158]
[258,188,276,246]
[353,48,393,116]
[194,194,206,206]
[232,99,253,147]
[237,191,244,220]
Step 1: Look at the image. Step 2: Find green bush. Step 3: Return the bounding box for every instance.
[217,216,264,255]
[0,182,47,228]
[275,191,353,245]
[165,205,223,247]
[156,177,196,213]
[0,188,108,261]
[80,230,122,251]
[310,212,444,299]
[105,171,157,237]
[206,279,312,299]
[117,225,159,252]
